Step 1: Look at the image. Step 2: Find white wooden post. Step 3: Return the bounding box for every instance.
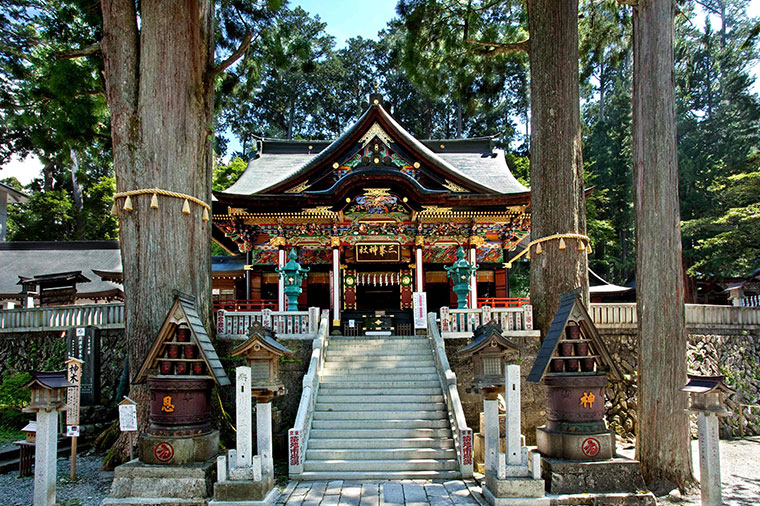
[505,365,521,466]
[236,367,252,468]
[34,409,58,506]
[697,411,722,506]
[484,394,499,477]
[257,401,273,478]
[332,247,340,325]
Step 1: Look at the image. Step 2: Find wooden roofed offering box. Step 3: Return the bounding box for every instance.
[134,292,229,439]
[528,289,621,461]
[681,374,735,415]
[527,289,621,383]
[231,322,294,397]
[457,322,520,392]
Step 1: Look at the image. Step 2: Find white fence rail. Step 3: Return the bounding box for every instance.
[428,313,473,478]
[589,303,760,330]
[0,303,126,333]
[439,305,534,338]
[216,307,321,339]
[288,315,329,477]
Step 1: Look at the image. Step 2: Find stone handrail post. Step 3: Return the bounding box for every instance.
[427,312,473,477]
[288,314,329,477]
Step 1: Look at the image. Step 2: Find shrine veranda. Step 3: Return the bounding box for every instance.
[212,94,531,326]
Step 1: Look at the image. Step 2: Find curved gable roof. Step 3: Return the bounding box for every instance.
[217,100,528,198]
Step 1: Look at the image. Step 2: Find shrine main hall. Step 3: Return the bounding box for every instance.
[212,94,531,330]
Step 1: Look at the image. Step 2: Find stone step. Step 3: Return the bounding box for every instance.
[305,448,457,461]
[315,401,446,412]
[325,355,434,364]
[307,437,455,449]
[302,458,458,472]
[323,360,435,370]
[319,379,441,389]
[309,427,453,439]
[330,335,424,340]
[311,419,451,430]
[317,394,444,403]
[319,386,443,395]
[297,470,461,480]
[321,368,438,376]
[325,351,432,360]
[326,346,431,354]
[312,410,448,421]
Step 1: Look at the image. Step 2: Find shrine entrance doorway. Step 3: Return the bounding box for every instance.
[356,282,401,311]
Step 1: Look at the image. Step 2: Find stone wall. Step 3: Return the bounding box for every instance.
[0,329,126,423]
[602,330,760,440]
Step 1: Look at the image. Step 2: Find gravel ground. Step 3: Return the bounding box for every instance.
[0,439,757,506]
[618,437,760,506]
[0,449,113,506]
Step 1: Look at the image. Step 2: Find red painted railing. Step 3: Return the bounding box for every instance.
[477,297,530,308]
[213,299,278,312]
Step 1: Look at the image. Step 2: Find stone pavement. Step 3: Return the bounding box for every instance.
[276,480,485,506]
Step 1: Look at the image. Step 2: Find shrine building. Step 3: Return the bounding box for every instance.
[212,94,532,330]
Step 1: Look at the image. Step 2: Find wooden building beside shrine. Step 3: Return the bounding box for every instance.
[212,94,532,329]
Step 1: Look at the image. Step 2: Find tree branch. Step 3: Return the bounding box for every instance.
[56,42,101,60]
[466,38,529,57]
[208,32,252,82]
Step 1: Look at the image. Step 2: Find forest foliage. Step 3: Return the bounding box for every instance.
[1,0,758,287]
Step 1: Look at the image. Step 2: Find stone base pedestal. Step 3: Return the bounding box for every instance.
[536,428,614,461]
[482,482,550,506]
[209,476,277,506]
[102,457,216,506]
[139,431,219,466]
[540,455,649,496]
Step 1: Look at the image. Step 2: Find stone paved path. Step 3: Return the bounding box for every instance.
[276,480,485,506]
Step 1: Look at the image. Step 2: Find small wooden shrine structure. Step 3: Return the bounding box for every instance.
[231,323,294,398]
[457,322,520,391]
[212,93,532,328]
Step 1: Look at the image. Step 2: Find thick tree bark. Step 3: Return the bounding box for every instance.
[527,0,589,335]
[632,0,694,491]
[101,0,214,453]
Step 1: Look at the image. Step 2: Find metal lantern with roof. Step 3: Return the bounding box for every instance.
[276,249,309,311]
[231,323,294,399]
[445,246,478,309]
[681,375,734,415]
[457,322,520,392]
[23,371,72,412]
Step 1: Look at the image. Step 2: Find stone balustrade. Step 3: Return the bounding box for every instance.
[0,303,125,333]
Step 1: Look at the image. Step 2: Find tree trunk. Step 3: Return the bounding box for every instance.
[101,0,214,456]
[527,0,589,336]
[632,0,694,492]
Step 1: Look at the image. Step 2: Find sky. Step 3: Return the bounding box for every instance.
[1,0,759,185]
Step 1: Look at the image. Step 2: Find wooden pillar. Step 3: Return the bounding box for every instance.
[277,247,285,312]
[245,251,251,300]
[332,239,340,325]
[415,237,424,293]
[469,246,478,309]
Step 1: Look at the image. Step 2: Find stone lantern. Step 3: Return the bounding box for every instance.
[276,249,309,311]
[230,323,294,399]
[445,246,478,308]
[457,322,520,392]
[681,375,735,506]
[23,371,73,506]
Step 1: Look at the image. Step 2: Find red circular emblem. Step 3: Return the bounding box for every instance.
[581,437,601,457]
[154,441,175,463]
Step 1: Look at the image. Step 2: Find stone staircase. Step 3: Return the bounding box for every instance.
[300,334,460,480]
